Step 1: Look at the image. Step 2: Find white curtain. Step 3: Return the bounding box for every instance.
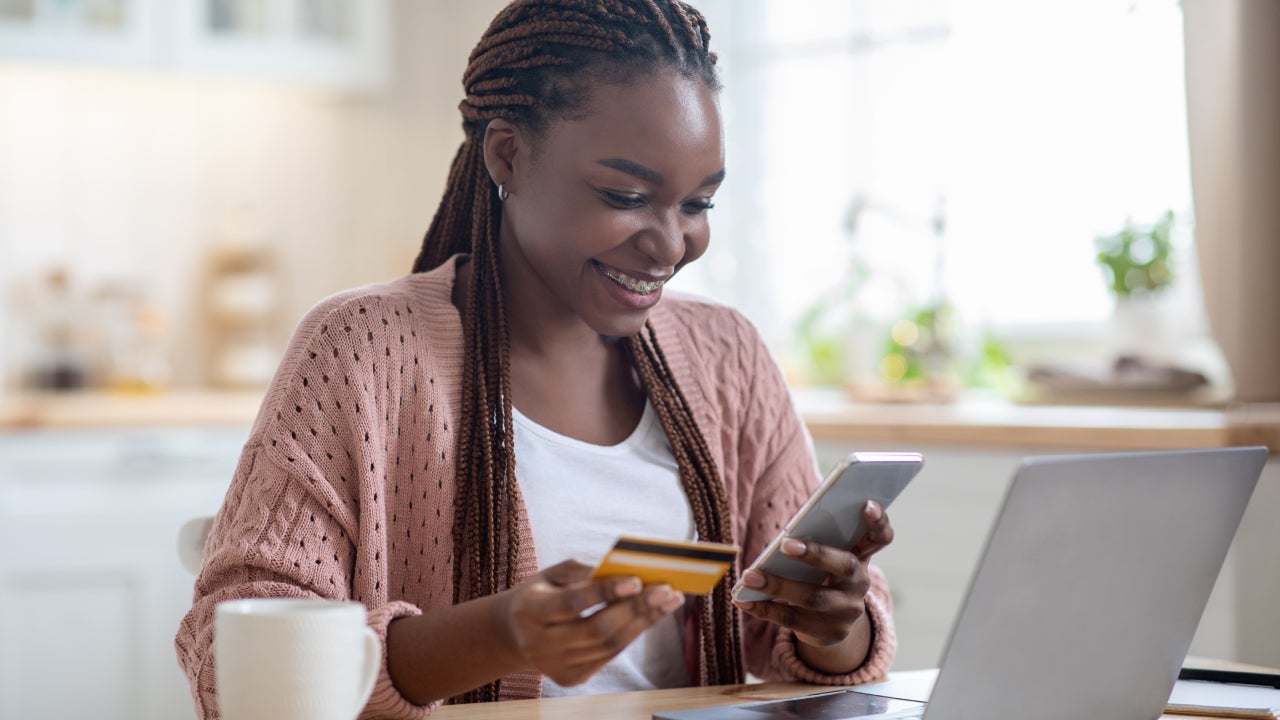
[1184,0,1280,402]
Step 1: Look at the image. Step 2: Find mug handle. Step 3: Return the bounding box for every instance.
[352,627,381,717]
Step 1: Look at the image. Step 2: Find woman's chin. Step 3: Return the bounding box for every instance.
[585,310,654,340]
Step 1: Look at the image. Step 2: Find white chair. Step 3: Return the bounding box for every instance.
[178,515,215,574]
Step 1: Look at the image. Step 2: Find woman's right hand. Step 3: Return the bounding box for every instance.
[500,560,685,686]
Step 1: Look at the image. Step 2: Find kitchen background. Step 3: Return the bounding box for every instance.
[0,0,1225,397]
[2,1,1279,720]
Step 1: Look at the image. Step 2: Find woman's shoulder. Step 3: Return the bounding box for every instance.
[653,291,765,353]
[294,259,461,338]
[649,293,774,417]
[250,261,465,434]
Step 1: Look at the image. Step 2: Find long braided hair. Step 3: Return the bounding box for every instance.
[411,0,741,702]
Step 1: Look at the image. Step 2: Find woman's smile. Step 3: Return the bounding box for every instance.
[592,260,668,295]
[591,259,666,310]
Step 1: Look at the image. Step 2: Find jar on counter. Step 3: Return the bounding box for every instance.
[28,268,89,391]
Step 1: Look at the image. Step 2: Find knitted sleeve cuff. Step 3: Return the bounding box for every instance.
[771,572,897,686]
[361,601,441,720]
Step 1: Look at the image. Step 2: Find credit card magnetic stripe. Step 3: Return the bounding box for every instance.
[613,538,737,563]
[593,537,738,595]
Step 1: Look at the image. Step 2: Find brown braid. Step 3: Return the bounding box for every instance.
[411,0,739,703]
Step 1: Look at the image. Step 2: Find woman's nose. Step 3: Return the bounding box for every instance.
[637,208,687,267]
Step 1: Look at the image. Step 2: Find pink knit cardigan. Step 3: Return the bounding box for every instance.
[175,256,895,719]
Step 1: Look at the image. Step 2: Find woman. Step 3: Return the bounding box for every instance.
[176,1,897,717]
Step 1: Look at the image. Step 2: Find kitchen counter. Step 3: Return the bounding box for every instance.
[0,390,266,429]
[796,389,1280,453]
[2,389,1278,453]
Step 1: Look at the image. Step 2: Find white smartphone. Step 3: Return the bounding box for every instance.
[732,451,924,603]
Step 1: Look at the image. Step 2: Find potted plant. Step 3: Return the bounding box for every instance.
[1095,210,1175,298]
[1094,210,1177,362]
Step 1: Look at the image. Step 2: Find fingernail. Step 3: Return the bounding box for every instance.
[781,538,806,557]
[662,591,685,613]
[742,570,765,589]
[734,599,754,610]
[617,577,642,596]
[866,500,883,520]
[647,585,673,608]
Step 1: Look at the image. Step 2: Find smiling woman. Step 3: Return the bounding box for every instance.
[175,2,897,718]
[481,74,724,339]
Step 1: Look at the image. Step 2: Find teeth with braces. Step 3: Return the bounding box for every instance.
[600,266,665,295]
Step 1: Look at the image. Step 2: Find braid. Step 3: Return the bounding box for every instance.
[411,0,737,703]
[628,323,742,685]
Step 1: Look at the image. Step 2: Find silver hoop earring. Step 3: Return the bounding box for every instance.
[497,183,509,201]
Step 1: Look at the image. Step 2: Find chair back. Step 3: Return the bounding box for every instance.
[178,516,215,574]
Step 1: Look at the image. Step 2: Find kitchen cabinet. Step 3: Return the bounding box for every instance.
[0,0,389,90]
[0,0,161,66]
[172,0,389,89]
[0,426,246,720]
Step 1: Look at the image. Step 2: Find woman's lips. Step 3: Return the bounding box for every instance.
[592,261,668,295]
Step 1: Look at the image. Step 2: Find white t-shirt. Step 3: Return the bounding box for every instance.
[512,401,694,697]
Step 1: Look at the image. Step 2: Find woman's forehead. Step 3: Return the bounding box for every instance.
[537,72,724,180]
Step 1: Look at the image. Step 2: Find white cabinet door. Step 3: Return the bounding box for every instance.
[0,0,389,89]
[0,0,163,66]
[0,428,244,720]
[171,0,389,89]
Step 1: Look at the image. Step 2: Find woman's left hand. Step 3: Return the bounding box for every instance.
[733,500,893,649]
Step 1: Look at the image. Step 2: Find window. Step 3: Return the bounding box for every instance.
[675,0,1199,385]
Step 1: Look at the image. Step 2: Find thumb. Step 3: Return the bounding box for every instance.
[540,559,594,587]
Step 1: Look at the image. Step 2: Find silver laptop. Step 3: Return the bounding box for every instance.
[655,447,1267,720]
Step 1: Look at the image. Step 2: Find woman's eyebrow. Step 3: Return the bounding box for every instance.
[597,157,664,186]
[596,158,727,189]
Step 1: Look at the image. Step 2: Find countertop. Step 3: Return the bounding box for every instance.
[2,389,1278,453]
[795,389,1280,453]
[0,390,266,429]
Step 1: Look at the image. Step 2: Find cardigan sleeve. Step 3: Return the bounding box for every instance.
[173,439,438,720]
[173,289,457,720]
[729,312,897,685]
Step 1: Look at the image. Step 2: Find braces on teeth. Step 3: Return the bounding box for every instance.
[602,267,664,294]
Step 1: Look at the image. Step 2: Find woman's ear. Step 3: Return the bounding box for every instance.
[482,118,522,190]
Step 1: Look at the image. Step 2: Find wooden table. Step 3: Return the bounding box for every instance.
[426,667,1272,719]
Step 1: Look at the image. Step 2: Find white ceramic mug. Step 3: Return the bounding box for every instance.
[215,598,380,720]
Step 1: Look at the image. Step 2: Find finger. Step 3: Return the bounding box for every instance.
[778,537,860,580]
[734,596,864,647]
[852,500,894,560]
[562,585,685,660]
[738,560,868,612]
[540,559,596,587]
[535,575,644,622]
[523,584,671,676]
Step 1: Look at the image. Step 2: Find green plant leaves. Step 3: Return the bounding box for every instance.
[1095,210,1176,297]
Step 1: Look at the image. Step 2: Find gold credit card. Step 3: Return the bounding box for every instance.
[591,536,739,595]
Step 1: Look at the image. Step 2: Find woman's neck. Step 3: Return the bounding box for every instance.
[452,253,645,445]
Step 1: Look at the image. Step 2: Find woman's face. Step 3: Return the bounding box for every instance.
[494,69,724,340]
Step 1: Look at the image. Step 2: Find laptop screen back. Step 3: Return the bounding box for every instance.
[923,447,1265,720]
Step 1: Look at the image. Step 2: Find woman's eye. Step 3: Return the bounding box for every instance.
[683,198,716,214]
[601,190,647,208]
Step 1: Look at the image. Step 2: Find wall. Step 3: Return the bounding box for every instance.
[0,0,508,389]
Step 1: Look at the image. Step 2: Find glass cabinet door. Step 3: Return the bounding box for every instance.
[175,0,388,89]
[0,0,161,65]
